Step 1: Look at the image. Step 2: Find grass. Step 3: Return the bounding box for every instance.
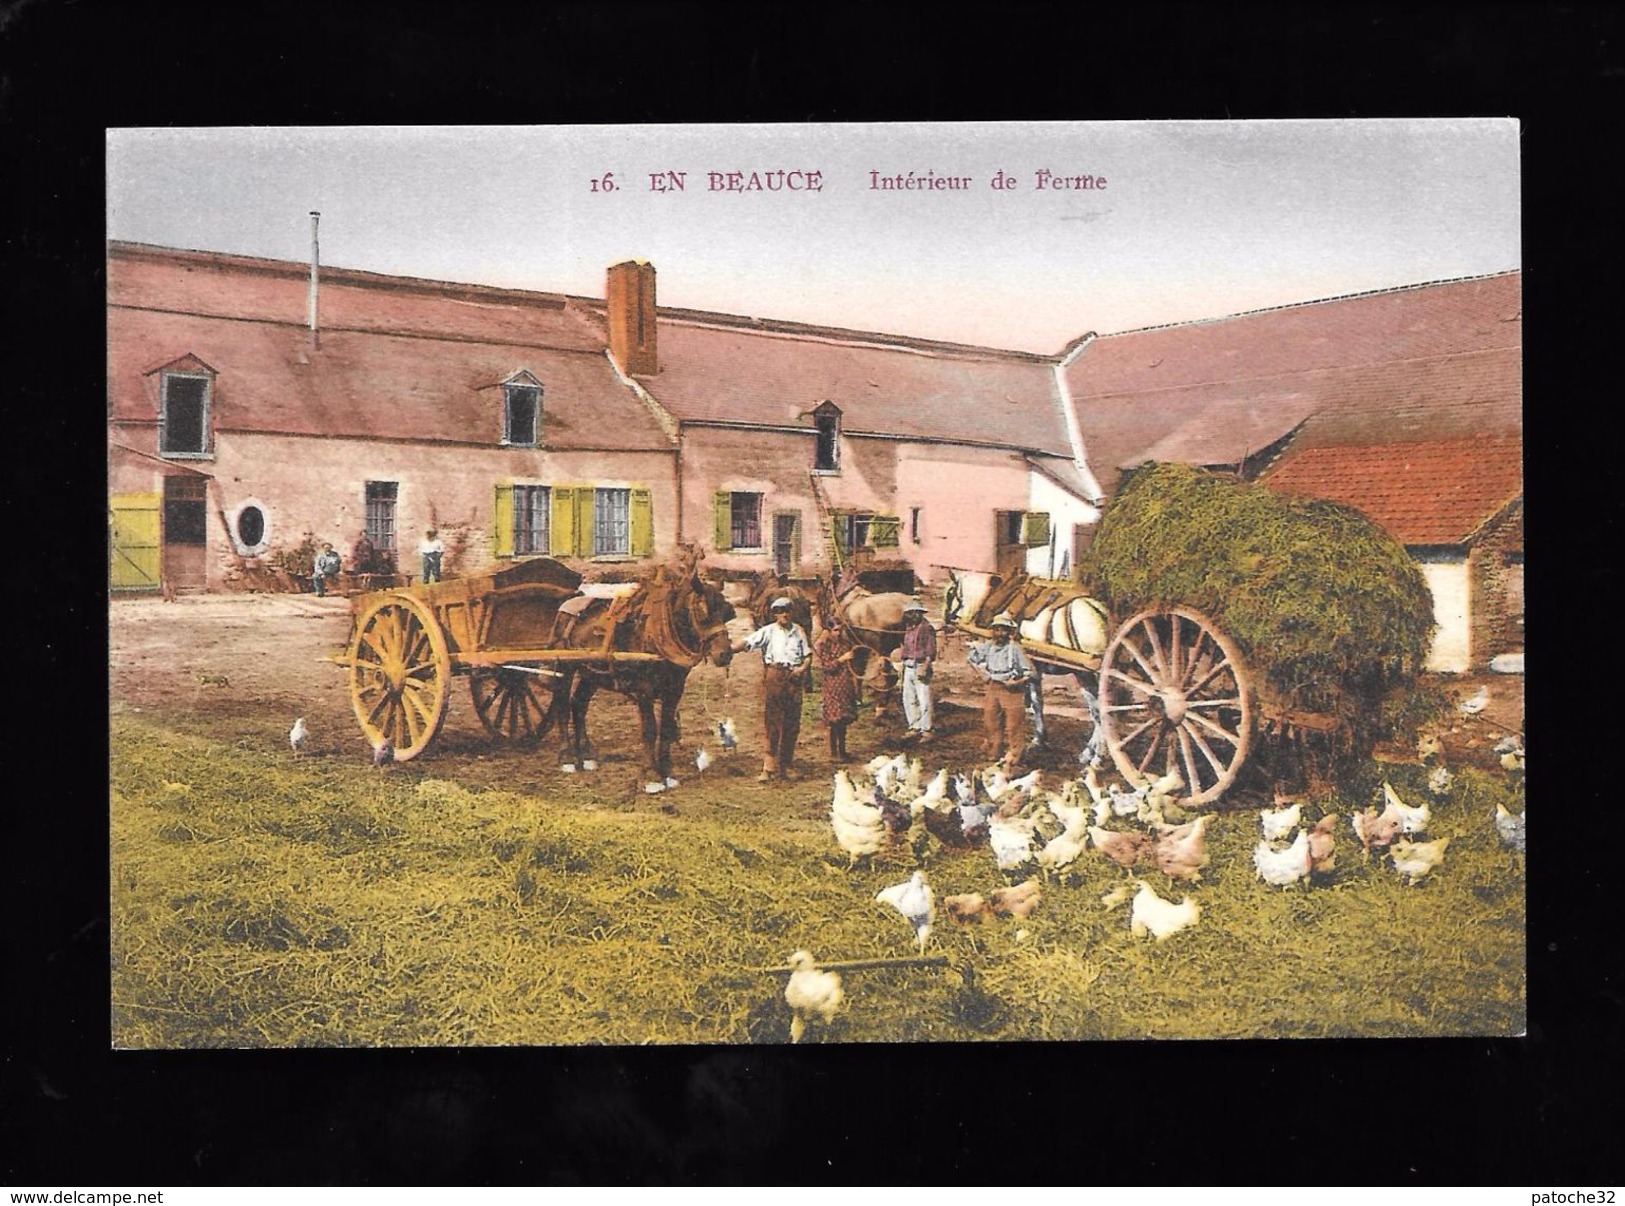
[111,714,1525,1047]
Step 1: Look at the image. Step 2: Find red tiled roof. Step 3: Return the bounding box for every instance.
[1068,273,1522,497]
[1261,436,1523,546]
[107,248,673,451]
[637,320,1072,456]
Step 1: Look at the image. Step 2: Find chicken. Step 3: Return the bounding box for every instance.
[1253,830,1312,887]
[1307,813,1338,875]
[951,773,977,807]
[877,797,913,839]
[957,801,995,843]
[1497,737,1526,773]
[1130,880,1201,941]
[1458,685,1489,717]
[289,717,308,756]
[372,739,394,767]
[1090,791,1112,828]
[1259,800,1302,842]
[784,950,844,1044]
[830,771,886,866]
[716,717,738,752]
[1390,836,1451,885]
[1110,783,1146,818]
[1382,781,1430,836]
[1088,825,1150,869]
[988,814,1038,871]
[1417,732,1444,763]
[1046,789,1089,835]
[943,893,991,925]
[1495,802,1526,853]
[989,879,1042,919]
[1427,766,1454,797]
[1153,814,1210,882]
[910,767,949,809]
[1143,768,1184,812]
[1036,824,1090,872]
[695,747,713,773]
[1082,763,1108,807]
[999,768,1042,800]
[876,871,934,953]
[1100,882,1133,911]
[1351,805,1402,855]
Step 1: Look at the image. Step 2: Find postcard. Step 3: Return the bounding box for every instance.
[107,120,1523,1046]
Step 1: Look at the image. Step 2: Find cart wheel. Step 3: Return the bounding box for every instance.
[348,593,450,762]
[1099,607,1252,807]
[470,669,558,744]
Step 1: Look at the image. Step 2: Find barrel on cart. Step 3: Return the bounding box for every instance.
[332,557,662,762]
[961,573,1344,807]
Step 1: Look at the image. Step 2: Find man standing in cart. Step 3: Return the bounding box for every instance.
[731,596,813,783]
[968,612,1034,770]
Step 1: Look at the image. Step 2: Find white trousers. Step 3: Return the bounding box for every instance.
[902,660,934,732]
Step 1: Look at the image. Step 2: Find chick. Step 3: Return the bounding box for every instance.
[1417,732,1444,763]
[831,771,885,866]
[784,950,844,1044]
[1494,802,1526,854]
[1253,830,1313,887]
[716,717,738,753]
[943,893,991,925]
[1259,800,1302,843]
[1382,781,1430,836]
[1307,813,1338,875]
[876,871,934,953]
[1088,825,1150,869]
[1100,881,1133,911]
[695,747,713,773]
[1153,814,1211,882]
[989,879,1042,919]
[1130,880,1201,941]
[289,717,308,756]
[1390,836,1451,885]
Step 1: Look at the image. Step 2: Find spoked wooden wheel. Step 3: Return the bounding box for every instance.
[1098,607,1253,807]
[348,593,450,762]
[470,668,557,744]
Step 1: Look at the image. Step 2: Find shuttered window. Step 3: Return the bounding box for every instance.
[513,486,550,554]
[1021,511,1052,547]
[871,514,901,548]
[593,488,631,556]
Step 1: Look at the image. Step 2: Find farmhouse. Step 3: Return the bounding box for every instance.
[1062,271,1523,672]
[107,242,682,594]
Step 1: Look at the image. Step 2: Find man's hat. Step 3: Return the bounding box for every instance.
[771,596,794,611]
[990,613,1018,630]
[903,600,926,613]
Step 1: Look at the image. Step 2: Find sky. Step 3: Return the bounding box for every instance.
[107,120,1520,354]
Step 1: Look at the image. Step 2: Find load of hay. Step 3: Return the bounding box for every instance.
[1081,463,1436,757]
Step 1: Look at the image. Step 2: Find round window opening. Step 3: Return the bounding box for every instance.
[237,505,266,549]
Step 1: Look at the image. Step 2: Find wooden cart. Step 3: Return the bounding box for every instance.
[332,557,662,762]
[961,573,1340,807]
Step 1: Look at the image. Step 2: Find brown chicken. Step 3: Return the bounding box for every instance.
[1088,826,1150,869]
[989,880,1043,919]
[943,893,992,925]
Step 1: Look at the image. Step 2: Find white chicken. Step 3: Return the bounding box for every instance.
[1495,802,1526,854]
[909,767,949,809]
[1130,880,1201,941]
[1458,685,1489,717]
[1253,830,1312,887]
[1382,781,1430,836]
[289,717,308,756]
[1110,783,1146,818]
[717,717,738,753]
[988,814,1039,871]
[830,771,885,866]
[1390,836,1451,885]
[1259,800,1302,842]
[695,747,713,773]
[784,950,844,1044]
[876,871,934,953]
[1046,788,1089,835]
[1036,824,1090,873]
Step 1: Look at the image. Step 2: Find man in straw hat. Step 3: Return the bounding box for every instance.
[731,596,813,782]
[967,612,1034,769]
[895,599,937,744]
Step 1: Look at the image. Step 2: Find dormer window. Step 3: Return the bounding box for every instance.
[812,400,841,473]
[156,358,215,458]
[503,372,542,447]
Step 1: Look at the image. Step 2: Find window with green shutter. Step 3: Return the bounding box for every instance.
[872,515,901,548]
[1021,511,1052,547]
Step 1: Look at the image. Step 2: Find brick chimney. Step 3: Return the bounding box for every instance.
[606,260,658,376]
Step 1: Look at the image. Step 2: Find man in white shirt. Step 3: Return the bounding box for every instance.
[731,596,812,782]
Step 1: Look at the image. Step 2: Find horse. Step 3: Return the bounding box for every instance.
[826,566,917,718]
[545,550,736,791]
[745,571,818,637]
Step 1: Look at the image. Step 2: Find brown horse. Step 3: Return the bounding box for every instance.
[826,567,917,717]
[547,552,736,790]
[745,571,818,636]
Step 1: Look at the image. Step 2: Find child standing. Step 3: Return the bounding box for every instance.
[814,617,859,761]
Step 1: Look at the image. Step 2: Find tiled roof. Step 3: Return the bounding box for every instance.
[1067,272,1522,497]
[1261,436,1523,546]
[632,318,1073,457]
[107,247,673,451]
[1122,397,1317,470]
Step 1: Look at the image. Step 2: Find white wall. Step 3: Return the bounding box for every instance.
[1025,470,1101,578]
[1419,557,1472,673]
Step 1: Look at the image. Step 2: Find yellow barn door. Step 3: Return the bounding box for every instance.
[110,492,162,591]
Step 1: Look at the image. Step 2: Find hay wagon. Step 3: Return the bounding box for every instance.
[331,557,663,762]
[960,573,1343,807]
